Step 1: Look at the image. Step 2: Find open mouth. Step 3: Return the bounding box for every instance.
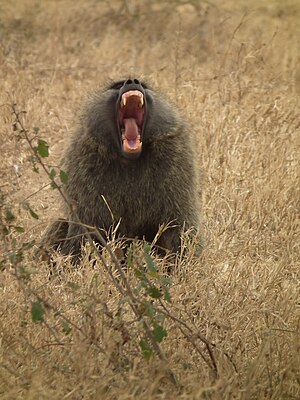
[118,90,145,157]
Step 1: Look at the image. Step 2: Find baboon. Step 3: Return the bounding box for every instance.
[39,78,201,263]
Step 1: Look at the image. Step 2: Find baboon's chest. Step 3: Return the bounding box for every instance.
[99,166,168,223]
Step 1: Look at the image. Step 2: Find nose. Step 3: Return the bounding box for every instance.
[124,78,141,86]
[119,78,145,97]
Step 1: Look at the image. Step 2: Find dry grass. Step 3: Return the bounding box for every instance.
[0,0,300,399]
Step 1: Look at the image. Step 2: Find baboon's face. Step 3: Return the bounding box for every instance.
[89,78,177,160]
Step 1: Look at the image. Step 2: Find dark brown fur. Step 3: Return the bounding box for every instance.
[39,79,201,263]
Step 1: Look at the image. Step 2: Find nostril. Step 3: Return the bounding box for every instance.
[134,79,140,84]
[125,79,133,85]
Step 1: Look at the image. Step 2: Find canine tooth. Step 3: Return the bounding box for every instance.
[121,97,127,107]
[139,97,144,107]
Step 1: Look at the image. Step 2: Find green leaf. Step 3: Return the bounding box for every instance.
[50,168,56,179]
[182,362,192,370]
[143,300,155,318]
[143,244,157,273]
[59,169,69,184]
[22,202,39,219]
[28,207,39,220]
[62,320,72,335]
[152,325,167,343]
[163,287,172,303]
[14,226,25,233]
[22,240,35,250]
[1,226,9,236]
[134,269,146,281]
[155,313,165,324]
[161,276,172,287]
[143,243,151,253]
[17,266,31,280]
[0,259,7,271]
[67,282,80,291]
[139,339,153,361]
[31,300,44,323]
[36,139,49,158]
[8,251,23,264]
[133,282,143,295]
[147,286,162,299]
[51,181,58,190]
[5,209,15,222]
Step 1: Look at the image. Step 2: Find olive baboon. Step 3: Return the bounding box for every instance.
[39,78,201,262]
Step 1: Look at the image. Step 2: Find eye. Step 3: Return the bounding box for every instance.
[109,81,125,90]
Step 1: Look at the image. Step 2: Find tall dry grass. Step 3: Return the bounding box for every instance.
[0,1,299,399]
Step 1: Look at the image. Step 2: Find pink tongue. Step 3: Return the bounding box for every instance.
[124,118,139,141]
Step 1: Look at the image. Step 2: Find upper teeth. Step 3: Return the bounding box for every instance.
[121,90,144,108]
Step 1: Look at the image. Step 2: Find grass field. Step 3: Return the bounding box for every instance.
[0,1,299,399]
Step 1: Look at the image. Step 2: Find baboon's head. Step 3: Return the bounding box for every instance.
[86,78,178,160]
